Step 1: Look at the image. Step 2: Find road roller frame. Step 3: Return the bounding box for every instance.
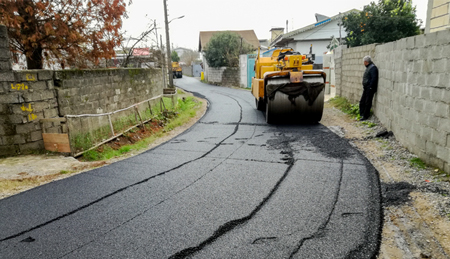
[251,48,326,123]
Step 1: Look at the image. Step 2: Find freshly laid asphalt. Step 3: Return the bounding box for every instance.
[0,77,381,258]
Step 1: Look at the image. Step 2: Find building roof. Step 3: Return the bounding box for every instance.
[198,30,260,52]
[270,27,284,31]
[271,9,359,47]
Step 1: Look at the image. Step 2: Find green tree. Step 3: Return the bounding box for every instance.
[203,31,254,67]
[342,0,421,47]
[171,50,180,62]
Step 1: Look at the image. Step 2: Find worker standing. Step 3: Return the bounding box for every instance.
[359,56,378,121]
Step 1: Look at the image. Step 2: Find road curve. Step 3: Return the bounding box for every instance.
[0,77,381,258]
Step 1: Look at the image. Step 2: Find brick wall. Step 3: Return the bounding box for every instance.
[333,30,450,173]
[0,25,164,155]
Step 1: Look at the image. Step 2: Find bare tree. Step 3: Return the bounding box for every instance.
[121,22,155,67]
[180,49,200,65]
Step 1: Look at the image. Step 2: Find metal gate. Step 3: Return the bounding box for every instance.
[193,64,202,77]
[247,54,257,88]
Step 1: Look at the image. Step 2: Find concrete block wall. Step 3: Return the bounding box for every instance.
[202,56,241,87]
[181,65,193,77]
[205,66,240,87]
[221,67,240,87]
[0,70,60,156]
[334,30,450,173]
[54,68,162,116]
[338,44,377,103]
[205,67,226,84]
[0,25,164,155]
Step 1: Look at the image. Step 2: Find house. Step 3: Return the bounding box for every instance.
[425,0,450,33]
[270,9,358,65]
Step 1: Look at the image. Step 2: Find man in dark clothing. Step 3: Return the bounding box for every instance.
[359,55,378,121]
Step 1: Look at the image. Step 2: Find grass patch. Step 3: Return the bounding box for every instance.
[83,146,124,161]
[409,157,427,170]
[80,96,202,161]
[0,174,61,194]
[70,97,176,153]
[119,146,132,154]
[361,121,377,128]
[328,96,360,120]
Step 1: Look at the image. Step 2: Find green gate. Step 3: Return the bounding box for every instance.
[247,54,257,88]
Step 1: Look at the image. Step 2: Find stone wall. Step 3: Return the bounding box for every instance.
[0,25,164,155]
[333,30,450,173]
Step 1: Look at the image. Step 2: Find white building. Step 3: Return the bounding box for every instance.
[425,0,450,33]
[270,9,358,65]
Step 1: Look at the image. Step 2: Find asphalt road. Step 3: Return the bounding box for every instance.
[0,77,382,258]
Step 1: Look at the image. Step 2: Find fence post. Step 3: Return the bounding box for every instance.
[107,114,115,136]
[134,106,144,126]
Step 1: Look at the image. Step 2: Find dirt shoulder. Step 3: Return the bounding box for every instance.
[1,93,449,258]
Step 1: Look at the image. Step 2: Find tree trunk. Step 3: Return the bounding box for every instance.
[26,46,43,69]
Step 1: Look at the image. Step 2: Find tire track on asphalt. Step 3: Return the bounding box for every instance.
[168,133,296,259]
[0,92,243,244]
[59,92,251,258]
[288,160,344,258]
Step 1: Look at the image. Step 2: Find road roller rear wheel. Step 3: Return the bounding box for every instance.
[265,90,324,124]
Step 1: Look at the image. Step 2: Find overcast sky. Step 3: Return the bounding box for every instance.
[122,0,428,51]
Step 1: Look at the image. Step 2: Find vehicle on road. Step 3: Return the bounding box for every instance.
[252,48,325,123]
[172,61,183,78]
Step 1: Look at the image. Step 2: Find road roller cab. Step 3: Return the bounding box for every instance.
[251,48,326,123]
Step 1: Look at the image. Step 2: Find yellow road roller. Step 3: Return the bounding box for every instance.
[172,62,183,78]
[251,48,325,123]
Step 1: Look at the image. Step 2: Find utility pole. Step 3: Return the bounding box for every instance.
[163,0,173,88]
[338,12,342,45]
[160,35,166,89]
